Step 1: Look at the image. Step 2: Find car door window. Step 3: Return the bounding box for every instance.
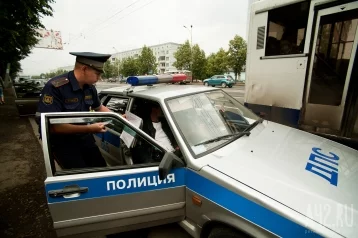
[44,113,166,176]
[129,98,182,157]
[103,96,129,115]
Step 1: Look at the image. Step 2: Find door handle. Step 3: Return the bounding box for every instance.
[48,185,88,198]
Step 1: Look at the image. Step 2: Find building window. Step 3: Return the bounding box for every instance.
[265,1,310,56]
[166,57,169,61]
[166,50,169,54]
[166,63,169,67]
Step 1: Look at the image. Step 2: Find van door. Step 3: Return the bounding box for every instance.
[41,112,185,238]
[303,2,358,136]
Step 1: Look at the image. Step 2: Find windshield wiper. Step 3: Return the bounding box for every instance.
[194,131,251,146]
[242,118,264,133]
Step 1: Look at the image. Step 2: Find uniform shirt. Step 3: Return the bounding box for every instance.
[152,121,175,152]
[36,70,101,142]
[37,70,101,114]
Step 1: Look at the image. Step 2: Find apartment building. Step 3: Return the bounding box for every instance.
[111,42,181,73]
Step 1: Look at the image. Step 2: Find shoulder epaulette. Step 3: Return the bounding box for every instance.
[51,77,69,88]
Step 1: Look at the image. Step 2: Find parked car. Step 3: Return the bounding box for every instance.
[203,75,234,88]
[13,83,43,116]
[107,78,117,83]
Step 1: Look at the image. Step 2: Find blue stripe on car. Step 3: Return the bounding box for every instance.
[46,168,322,237]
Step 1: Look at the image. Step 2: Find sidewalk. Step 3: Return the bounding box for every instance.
[0,88,56,237]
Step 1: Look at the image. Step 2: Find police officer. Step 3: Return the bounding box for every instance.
[36,52,113,169]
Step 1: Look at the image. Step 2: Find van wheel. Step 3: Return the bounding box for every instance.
[221,82,227,88]
[208,226,247,238]
[204,82,209,86]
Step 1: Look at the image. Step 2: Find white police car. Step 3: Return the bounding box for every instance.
[40,75,358,238]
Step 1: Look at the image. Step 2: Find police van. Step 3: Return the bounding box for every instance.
[40,74,358,238]
[245,0,358,147]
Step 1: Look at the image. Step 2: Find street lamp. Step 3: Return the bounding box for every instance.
[112,47,120,81]
[183,25,193,82]
[183,25,193,46]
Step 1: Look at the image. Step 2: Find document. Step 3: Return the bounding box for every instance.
[120,110,143,148]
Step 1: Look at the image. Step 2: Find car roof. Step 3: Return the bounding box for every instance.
[100,84,219,101]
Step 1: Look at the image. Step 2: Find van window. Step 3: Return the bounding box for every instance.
[265,1,310,56]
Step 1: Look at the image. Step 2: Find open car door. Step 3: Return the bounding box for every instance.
[40,111,185,238]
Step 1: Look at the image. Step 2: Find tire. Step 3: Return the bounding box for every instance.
[228,85,233,88]
[208,226,247,238]
[221,82,227,88]
[204,82,209,86]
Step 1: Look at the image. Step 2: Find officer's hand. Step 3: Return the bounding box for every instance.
[88,123,107,133]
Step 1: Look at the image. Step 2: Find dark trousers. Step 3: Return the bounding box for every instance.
[51,134,106,169]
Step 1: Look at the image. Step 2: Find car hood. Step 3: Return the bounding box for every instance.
[203,121,358,237]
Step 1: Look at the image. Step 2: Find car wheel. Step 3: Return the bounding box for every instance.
[221,82,227,88]
[228,85,233,88]
[208,226,247,238]
[204,82,209,86]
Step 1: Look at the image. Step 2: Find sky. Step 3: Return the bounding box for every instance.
[20,0,250,75]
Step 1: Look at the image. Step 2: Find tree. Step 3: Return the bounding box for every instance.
[103,60,115,79]
[173,40,191,71]
[205,48,229,77]
[205,53,218,77]
[120,57,139,76]
[227,35,247,81]
[112,59,121,78]
[215,48,229,73]
[191,44,206,81]
[138,46,156,75]
[0,0,54,81]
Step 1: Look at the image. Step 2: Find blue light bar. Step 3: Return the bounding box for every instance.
[126,74,187,86]
[127,76,158,86]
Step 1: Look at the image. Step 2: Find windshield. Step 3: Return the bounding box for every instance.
[167,90,260,156]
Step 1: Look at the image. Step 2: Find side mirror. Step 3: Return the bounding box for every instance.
[159,152,184,180]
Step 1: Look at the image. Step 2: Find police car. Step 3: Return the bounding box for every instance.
[40,74,358,238]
